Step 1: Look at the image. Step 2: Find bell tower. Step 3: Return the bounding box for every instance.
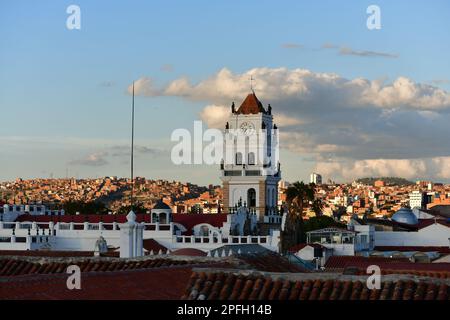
[220,92,281,222]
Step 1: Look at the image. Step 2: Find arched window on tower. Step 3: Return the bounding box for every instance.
[236,152,243,165]
[248,152,255,165]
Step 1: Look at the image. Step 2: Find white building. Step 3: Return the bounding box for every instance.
[374,208,450,247]
[310,173,322,185]
[306,226,375,257]
[409,190,424,209]
[350,207,450,247]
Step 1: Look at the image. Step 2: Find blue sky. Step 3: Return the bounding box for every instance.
[1,0,450,185]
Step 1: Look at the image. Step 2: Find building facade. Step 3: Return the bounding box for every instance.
[220,92,281,223]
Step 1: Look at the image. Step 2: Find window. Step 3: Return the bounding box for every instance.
[248,152,255,165]
[235,152,243,165]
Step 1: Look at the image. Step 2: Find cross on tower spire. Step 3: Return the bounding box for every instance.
[249,75,255,93]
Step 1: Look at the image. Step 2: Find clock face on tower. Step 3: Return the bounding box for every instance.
[240,121,255,135]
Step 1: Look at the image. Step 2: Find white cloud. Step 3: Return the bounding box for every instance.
[431,157,450,179]
[273,114,305,127]
[69,152,109,167]
[360,77,450,109]
[127,77,161,96]
[312,157,450,182]
[131,67,450,110]
[199,105,229,128]
[128,67,450,181]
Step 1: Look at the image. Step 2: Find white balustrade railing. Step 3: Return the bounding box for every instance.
[174,235,270,245]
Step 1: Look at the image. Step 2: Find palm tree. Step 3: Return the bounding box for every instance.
[281,181,322,253]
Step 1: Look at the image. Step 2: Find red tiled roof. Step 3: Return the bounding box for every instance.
[374,246,450,254]
[372,268,450,279]
[0,250,94,257]
[417,219,450,229]
[143,239,167,253]
[182,271,450,300]
[0,267,195,300]
[172,213,227,235]
[324,256,411,270]
[171,248,207,257]
[0,258,207,277]
[236,93,266,115]
[324,256,450,278]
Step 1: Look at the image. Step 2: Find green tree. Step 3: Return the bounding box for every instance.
[303,215,346,234]
[281,181,323,253]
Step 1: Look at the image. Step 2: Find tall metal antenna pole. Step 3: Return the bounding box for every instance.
[130,81,135,211]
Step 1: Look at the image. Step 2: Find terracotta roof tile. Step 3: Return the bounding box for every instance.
[324,256,411,270]
[182,271,450,300]
[236,93,266,115]
[374,246,450,254]
[0,257,214,277]
[142,239,167,253]
[1,267,195,300]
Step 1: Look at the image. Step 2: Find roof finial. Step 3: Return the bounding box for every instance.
[249,75,255,93]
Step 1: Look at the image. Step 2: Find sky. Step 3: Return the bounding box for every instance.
[1,0,450,185]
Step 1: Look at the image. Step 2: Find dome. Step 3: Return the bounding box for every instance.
[392,207,418,225]
[153,199,171,210]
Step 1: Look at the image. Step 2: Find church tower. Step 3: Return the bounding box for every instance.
[220,92,281,222]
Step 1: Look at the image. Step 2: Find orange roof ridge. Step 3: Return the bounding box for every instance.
[236,92,266,115]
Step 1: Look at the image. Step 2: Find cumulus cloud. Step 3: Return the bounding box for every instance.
[430,79,450,85]
[360,77,450,109]
[131,67,450,110]
[431,157,450,179]
[128,67,450,181]
[69,152,109,167]
[127,77,162,96]
[199,105,229,128]
[199,104,305,129]
[313,157,450,182]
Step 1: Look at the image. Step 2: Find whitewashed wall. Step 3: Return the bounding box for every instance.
[374,224,450,247]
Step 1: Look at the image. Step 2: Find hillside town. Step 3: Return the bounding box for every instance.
[3,176,450,221]
[0,177,221,214]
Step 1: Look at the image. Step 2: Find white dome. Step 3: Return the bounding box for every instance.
[392,207,418,225]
